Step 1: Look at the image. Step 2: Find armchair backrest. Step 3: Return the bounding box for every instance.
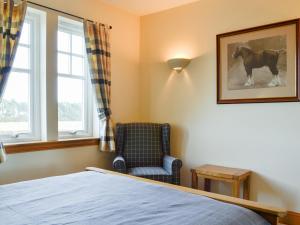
[116,123,170,168]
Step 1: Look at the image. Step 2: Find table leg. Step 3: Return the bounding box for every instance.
[204,178,211,192]
[232,180,240,198]
[243,177,250,200]
[191,170,198,189]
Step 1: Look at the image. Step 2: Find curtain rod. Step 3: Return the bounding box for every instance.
[26,1,112,29]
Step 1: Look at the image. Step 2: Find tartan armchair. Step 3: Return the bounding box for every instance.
[113,123,182,185]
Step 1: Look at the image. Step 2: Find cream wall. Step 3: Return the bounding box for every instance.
[140,0,300,211]
[0,0,140,184]
[0,147,114,184]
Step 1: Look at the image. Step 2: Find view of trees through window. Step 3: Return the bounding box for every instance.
[0,21,31,135]
[58,102,82,121]
[0,100,28,122]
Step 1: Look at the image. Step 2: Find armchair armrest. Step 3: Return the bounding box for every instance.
[113,156,127,173]
[163,155,182,175]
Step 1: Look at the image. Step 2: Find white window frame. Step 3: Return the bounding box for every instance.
[57,17,93,139]
[0,8,41,143]
[1,8,97,144]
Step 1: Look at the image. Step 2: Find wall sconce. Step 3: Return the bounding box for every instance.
[167,58,191,72]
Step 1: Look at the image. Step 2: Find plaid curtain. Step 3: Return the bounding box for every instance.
[84,21,115,152]
[0,0,27,163]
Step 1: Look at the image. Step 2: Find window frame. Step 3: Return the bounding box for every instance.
[1,8,97,145]
[0,9,42,143]
[57,17,93,139]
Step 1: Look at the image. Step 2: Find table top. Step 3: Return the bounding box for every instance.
[193,164,251,180]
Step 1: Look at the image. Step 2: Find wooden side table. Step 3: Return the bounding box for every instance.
[191,164,251,200]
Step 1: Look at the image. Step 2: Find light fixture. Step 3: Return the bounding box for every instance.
[167,58,191,72]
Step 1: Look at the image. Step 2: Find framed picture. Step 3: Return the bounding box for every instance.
[217,19,300,104]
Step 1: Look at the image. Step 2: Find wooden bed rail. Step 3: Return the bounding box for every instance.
[86,167,286,225]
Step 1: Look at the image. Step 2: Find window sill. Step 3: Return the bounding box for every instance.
[4,138,100,154]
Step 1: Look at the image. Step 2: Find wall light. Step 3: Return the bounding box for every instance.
[167,58,191,72]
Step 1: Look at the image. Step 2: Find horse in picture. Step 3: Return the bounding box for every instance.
[232,46,285,87]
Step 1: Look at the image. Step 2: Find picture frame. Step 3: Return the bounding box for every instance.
[217,19,300,104]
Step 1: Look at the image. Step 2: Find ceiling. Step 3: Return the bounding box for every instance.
[100,0,200,16]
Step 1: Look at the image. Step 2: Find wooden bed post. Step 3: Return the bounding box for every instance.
[256,212,278,225]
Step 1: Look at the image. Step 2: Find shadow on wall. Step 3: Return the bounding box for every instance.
[251,172,297,210]
[170,124,191,186]
[161,54,211,187]
[164,53,213,109]
[206,172,300,208]
[186,53,215,98]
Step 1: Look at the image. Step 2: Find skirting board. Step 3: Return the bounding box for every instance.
[279,211,300,225]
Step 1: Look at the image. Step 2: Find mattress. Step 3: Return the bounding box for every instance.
[0,171,269,225]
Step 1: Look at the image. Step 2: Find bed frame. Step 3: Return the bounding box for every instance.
[86,167,286,225]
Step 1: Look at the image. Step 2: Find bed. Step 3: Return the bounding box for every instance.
[0,167,286,225]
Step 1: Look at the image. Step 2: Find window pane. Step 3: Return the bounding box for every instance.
[13,46,30,69]
[58,17,91,137]
[0,72,30,134]
[72,34,84,55]
[58,31,70,52]
[72,56,84,76]
[58,77,84,131]
[20,22,30,45]
[58,53,70,74]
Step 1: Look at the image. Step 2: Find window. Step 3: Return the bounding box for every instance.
[0,8,96,144]
[0,9,41,142]
[57,17,92,138]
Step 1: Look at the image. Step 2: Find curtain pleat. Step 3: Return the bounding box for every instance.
[0,0,27,163]
[84,21,115,152]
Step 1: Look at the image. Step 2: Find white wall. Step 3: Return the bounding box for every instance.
[0,0,140,184]
[140,0,300,211]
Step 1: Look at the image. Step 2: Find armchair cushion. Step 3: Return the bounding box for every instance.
[123,123,163,168]
[129,167,172,183]
[113,156,127,173]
